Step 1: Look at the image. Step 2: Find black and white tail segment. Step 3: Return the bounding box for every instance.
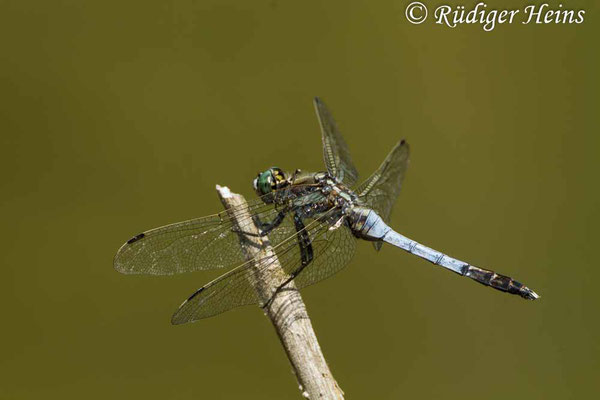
[382,229,540,300]
[349,207,540,300]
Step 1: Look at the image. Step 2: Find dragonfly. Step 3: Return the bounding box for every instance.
[114,97,539,324]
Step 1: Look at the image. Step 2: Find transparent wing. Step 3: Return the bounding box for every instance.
[314,97,359,187]
[171,214,356,323]
[356,140,409,250]
[113,188,305,275]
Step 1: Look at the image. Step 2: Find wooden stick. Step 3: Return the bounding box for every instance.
[216,185,344,399]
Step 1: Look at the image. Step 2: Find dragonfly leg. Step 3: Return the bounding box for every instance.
[263,213,314,309]
[252,210,287,237]
[290,169,302,184]
[293,212,314,269]
[229,210,287,238]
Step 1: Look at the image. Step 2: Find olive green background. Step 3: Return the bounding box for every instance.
[1,0,597,399]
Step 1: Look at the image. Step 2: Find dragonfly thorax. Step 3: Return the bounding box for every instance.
[253,167,360,221]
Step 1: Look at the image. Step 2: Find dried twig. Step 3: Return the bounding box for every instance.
[216,185,344,399]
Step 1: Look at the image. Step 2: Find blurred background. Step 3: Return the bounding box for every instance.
[1,0,598,398]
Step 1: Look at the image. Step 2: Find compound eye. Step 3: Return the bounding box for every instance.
[255,170,273,195]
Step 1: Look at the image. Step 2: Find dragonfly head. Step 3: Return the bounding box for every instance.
[253,167,288,201]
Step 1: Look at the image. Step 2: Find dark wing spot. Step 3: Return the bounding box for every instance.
[187,287,205,301]
[127,233,146,244]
